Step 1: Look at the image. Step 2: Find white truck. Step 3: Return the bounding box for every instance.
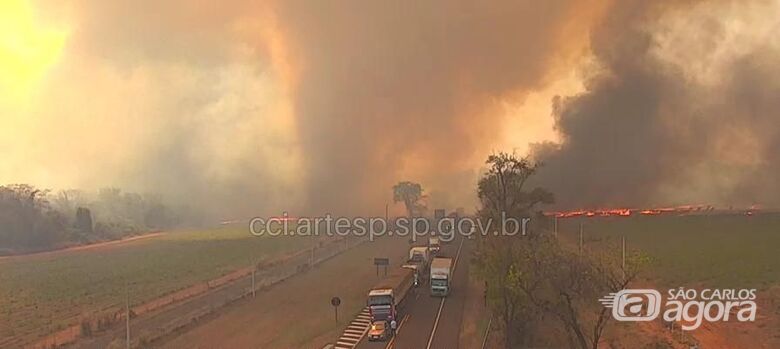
[429,257,452,297]
[404,246,430,285]
[408,246,430,270]
[428,237,441,255]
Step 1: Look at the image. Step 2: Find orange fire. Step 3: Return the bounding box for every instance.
[546,205,716,218]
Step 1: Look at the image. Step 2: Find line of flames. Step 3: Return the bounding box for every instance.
[221,205,765,225]
[545,204,762,218]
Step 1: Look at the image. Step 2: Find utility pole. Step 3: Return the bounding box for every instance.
[125,281,130,349]
[622,236,626,282]
[553,216,558,238]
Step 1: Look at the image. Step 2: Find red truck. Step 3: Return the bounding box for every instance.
[367,267,415,322]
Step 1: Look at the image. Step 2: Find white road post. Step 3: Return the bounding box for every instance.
[252,261,256,298]
[622,236,626,282]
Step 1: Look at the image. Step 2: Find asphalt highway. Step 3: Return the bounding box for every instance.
[354,236,472,349]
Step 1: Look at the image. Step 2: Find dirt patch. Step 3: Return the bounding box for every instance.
[688,286,780,349]
[598,281,779,348]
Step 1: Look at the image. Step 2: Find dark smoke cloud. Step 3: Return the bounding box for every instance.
[532,0,780,209]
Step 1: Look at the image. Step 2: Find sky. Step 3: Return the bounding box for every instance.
[1,0,779,218]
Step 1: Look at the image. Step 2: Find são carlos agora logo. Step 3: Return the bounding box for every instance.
[599,288,757,330]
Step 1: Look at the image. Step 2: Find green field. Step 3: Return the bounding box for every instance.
[0,225,313,347]
[558,213,780,289]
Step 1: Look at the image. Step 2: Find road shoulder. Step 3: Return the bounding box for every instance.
[458,259,490,349]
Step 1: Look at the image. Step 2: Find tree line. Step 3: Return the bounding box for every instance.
[0,184,180,254]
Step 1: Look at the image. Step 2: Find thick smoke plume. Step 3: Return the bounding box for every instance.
[532,0,780,209]
[3,0,600,219]
[3,0,778,220]
[267,0,600,215]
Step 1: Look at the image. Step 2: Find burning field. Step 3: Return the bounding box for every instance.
[547,204,763,218]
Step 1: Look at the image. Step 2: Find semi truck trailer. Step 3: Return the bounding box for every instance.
[429,257,452,297]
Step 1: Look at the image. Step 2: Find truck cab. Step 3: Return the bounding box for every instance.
[367,268,415,322]
[428,237,441,255]
[367,289,395,321]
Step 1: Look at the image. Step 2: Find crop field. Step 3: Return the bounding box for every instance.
[0,225,313,347]
[557,213,780,289]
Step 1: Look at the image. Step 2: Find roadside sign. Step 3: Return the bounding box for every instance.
[374,258,389,277]
[331,296,341,322]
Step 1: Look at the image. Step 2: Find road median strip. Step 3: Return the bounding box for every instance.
[334,307,372,349]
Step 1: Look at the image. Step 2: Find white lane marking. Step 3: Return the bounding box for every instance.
[384,314,410,349]
[425,237,465,349]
